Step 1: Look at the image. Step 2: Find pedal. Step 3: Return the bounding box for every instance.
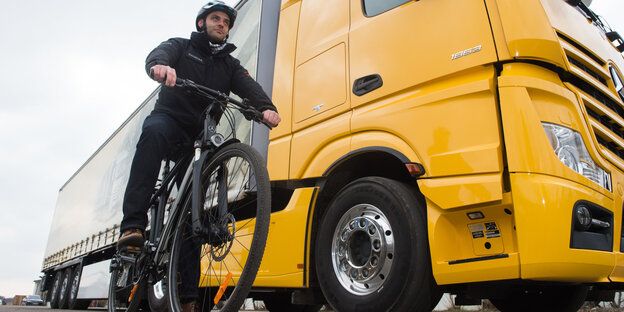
[122,246,142,252]
[117,248,141,265]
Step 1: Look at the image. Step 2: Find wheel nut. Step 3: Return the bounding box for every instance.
[351,269,358,279]
[373,239,381,251]
[342,229,349,240]
[359,219,366,228]
[371,256,378,267]
[368,226,376,235]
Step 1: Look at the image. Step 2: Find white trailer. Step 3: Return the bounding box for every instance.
[39,0,277,308]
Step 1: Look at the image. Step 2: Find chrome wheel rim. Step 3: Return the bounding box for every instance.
[331,204,394,295]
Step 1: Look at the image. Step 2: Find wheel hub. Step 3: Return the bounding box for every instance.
[332,204,394,295]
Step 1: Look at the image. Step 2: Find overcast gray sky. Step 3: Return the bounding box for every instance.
[0,0,623,298]
[0,0,236,296]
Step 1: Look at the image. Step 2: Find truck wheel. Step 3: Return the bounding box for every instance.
[67,265,91,310]
[49,271,63,309]
[262,292,322,312]
[315,177,441,312]
[490,285,588,312]
[58,267,73,308]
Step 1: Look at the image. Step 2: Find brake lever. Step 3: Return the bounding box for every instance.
[240,105,273,130]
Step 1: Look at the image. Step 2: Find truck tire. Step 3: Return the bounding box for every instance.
[49,270,63,309]
[67,265,91,310]
[58,267,73,308]
[315,177,441,312]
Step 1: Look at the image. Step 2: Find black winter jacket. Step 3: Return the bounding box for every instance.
[145,32,277,131]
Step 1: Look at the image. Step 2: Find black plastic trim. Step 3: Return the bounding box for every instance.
[322,146,412,176]
[570,200,613,252]
[302,188,318,286]
[448,254,509,265]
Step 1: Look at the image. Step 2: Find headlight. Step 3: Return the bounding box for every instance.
[542,122,611,191]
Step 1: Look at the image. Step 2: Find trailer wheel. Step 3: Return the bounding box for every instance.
[58,267,73,308]
[315,177,441,312]
[49,271,63,309]
[67,265,91,310]
[490,285,588,312]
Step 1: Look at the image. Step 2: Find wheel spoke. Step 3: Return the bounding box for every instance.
[168,143,270,312]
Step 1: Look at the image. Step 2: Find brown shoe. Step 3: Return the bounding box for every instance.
[182,301,198,312]
[117,229,145,249]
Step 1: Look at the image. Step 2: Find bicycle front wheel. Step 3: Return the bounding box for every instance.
[168,142,271,312]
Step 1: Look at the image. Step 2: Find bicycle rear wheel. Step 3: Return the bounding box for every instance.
[167,142,271,312]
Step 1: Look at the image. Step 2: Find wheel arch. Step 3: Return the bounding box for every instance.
[306,147,427,286]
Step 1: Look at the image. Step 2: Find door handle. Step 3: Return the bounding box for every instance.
[353,74,383,96]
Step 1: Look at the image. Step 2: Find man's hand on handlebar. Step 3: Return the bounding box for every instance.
[150,65,177,87]
[262,110,281,128]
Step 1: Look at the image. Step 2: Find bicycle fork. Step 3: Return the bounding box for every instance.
[190,114,231,245]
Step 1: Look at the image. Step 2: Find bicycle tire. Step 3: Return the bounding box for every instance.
[167,142,271,312]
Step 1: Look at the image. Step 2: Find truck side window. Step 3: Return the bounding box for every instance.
[363,0,411,16]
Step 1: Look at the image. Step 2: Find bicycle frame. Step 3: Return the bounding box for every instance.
[150,99,238,260]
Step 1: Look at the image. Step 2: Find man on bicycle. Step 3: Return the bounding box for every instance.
[118,0,280,274]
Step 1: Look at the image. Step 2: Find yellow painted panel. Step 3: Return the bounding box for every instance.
[609,168,624,281]
[280,0,299,10]
[351,66,502,178]
[293,43,347,125]
[511,173,614,282]
[270,1,300,139]
[349,0,497,108]
[255,187,317,287]
[498,63,612,197]
[267,134,291,181]
[300,136,350,179]
[493,0,566,67]
[350,131,422,164]
[418,173,502,210]
[483,0,510,60]
[198,188,316,288]
[290,112,350,179]
[295,0,349,66]
[612,254,624,282]
[428,193,520,285]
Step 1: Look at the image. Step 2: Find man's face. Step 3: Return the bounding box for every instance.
[199,11,230,43]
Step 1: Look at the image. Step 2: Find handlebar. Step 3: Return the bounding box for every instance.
[175,78,273,130]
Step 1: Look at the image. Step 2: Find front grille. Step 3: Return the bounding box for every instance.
[557,32,624,168]
[567,56,608,86]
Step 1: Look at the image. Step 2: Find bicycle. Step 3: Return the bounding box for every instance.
[108,78,273,312]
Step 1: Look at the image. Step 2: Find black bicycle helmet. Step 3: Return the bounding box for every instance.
[196,1,238,31]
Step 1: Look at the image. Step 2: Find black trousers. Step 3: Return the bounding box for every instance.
[121,112,200,300]
[120,113,194,233]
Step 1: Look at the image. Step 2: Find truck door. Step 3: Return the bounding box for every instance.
[348,0,503,206]
[289,0,351,179]
[349,0,498,108]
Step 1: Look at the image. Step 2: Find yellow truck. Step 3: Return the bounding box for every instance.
[41,0,624,311]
